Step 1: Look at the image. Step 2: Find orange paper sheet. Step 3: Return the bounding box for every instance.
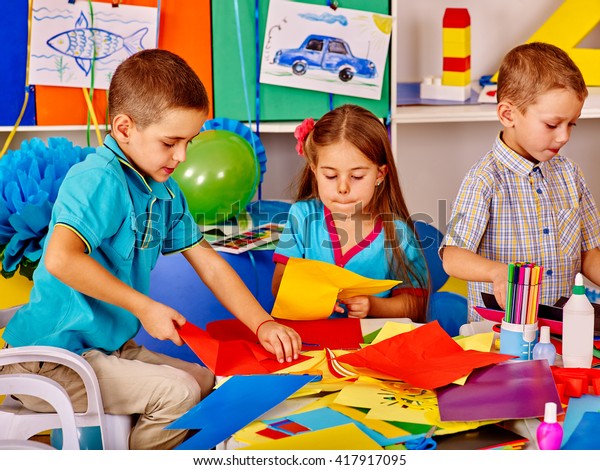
[337,321,513,390]
[177,321,310,376]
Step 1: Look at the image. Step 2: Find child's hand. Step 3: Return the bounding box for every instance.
[139,300,186,346]
[338,296,370,319]
[491,264,509,310]
[333,301,345,314]
[256,320,302,363]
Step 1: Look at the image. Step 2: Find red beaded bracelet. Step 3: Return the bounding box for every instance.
[255,319,276,336]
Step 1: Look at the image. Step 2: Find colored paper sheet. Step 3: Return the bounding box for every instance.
[272,258,400,320]
[177,321,311,376]
[433,423,529,450]
[562,411,600,450]
[451,332,496,386]
[328,403,411,439]
[336,321,513,389]
[370,321,414,343]
[0,0,36,126]
[333,377,437,425]
[561,394,600,446]
[240,423,382,450]
[169,374,317,450]
[436,360,562,422]
[263,406,405,447]
[206,317,364,351]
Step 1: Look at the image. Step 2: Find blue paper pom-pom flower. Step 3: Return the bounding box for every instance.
[0,137,95,280]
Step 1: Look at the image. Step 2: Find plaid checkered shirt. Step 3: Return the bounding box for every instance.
[442,133,600,321]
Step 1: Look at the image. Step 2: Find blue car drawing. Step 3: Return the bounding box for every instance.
[273,35,377,82]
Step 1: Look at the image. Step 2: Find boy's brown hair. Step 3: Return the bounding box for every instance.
[497,42,588,113]
[108,49,209,128]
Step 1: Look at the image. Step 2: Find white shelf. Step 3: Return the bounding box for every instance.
[0,122,301,134]
[393,87,600,124]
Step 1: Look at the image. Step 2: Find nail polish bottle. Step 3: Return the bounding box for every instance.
[532,326,556,365]
[537,402,563,450]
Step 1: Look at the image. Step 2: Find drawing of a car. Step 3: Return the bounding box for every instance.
[272,35,377,82]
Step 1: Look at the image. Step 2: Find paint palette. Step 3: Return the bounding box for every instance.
[209,223,284,254]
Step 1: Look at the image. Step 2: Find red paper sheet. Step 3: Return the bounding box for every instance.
[336,321,514,389]
[177,321,310,376]
[206,318,364,351]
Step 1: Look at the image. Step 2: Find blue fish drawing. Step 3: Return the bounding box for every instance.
[46,11,148,76]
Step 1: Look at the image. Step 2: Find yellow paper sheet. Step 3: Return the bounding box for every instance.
[329,403,411,439]
[239,423,382,450]
[451,332,496,385]
[370,321,414,344]
[272,258,400,320]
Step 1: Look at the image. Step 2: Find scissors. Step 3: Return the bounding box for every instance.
[404,425,437,450]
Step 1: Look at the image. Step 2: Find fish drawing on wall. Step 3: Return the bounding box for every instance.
[29,0,158,90]
[46,11,148,76]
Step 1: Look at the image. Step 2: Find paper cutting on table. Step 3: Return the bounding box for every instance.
[262,407,405,447]
[177,321,311,375]
[169,374,317,450]
[336,321,513,389]
[272,257,400,320]
[241,423,382,450]
[436,359,562,422]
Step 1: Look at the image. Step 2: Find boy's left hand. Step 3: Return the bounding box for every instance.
[338,296,370,319]
[256,321,302,363]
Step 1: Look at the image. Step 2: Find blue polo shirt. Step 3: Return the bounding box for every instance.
[3,135,203,354]
[273,199,428,297]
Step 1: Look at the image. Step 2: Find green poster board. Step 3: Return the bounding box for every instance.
[212,0,391,121]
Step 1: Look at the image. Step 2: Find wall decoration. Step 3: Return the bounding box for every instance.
[259,0,391,100]
[29,0,158,89]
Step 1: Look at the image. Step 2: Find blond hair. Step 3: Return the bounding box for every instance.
[497,42,587,112]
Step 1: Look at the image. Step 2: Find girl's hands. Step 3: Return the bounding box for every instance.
[338,296,370,319]
[256,320,302,363]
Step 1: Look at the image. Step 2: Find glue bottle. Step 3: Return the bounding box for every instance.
[532,325,556,365]
[561,273,594,368]
[537,402,563,450]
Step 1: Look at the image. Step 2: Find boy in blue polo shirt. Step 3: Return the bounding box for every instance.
[1,49,301,450]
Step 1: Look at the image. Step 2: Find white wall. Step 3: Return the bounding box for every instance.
[394,0,600,227]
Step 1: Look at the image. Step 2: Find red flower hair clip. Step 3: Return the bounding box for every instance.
[294,118,315,157]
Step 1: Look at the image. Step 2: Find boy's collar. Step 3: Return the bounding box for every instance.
[102,135,174,200]
[494,132,546,177]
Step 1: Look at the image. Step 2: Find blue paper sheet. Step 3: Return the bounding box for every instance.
[562,411,600,450]
[168,374,317,450]
[561,394,600,447]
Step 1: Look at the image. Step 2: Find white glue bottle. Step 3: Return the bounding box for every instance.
[561,273,594,368]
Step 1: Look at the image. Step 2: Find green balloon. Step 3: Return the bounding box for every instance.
[172,129,259,226]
